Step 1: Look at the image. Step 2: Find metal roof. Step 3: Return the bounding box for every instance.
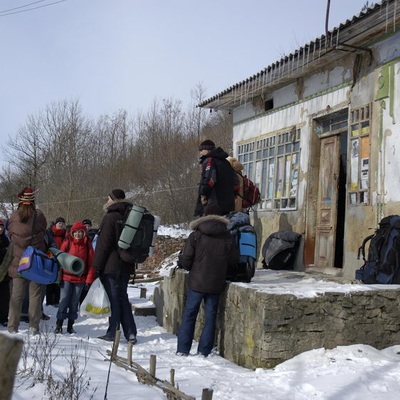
[198,0,400,111]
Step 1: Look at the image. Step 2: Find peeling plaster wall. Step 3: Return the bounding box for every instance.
[232,32,400,279]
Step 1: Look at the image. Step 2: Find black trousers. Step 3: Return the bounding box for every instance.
[0,278,11,323]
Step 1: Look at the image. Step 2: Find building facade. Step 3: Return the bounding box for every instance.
[199,1,400,278]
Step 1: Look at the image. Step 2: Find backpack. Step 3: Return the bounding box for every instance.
[117,205,160,264]
[261,231,302,270]
[226,212,257,283]
[355,215,400,284]
[239,175,261,208]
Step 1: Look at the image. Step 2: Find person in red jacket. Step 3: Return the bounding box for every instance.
[55,221,95,334]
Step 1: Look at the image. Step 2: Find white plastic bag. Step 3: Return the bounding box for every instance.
[80,278,111,318]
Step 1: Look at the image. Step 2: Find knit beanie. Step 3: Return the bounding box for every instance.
[199,140,216,151]
[17,187,35,204]
[109,189,126,200]
[55,217,65,224]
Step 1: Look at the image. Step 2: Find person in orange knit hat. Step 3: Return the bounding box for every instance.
[7,187,48,335]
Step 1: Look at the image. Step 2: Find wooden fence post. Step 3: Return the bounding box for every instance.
[149,354,156,377]
[0,334,24,400]
[201,388,213,400]
[140,287,147,298]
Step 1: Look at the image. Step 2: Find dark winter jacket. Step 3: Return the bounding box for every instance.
[178,214,239,294]
[93,199,135,276]
[8,208,48,278]
[0,231,10,264]
[194,147,236,217]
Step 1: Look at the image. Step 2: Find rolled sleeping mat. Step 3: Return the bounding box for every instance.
[49,247,85,276]
[148,215,161,256]
[118,205,146,249]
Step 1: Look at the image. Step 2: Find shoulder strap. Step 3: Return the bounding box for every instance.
[29,211,37,246]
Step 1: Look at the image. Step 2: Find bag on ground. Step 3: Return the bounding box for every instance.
[355,215,400,284]
[117,204,160,264]
[261,231,302,270]
[80,278,111,317]
[18,246,60,284]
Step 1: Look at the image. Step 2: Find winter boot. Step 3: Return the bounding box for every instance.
[67,319,76,334]
[54,319,63,334]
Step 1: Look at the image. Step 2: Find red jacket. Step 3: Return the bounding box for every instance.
[60,236,95,284]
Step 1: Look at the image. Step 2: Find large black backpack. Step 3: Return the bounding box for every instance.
[261,231,301,270]
[355,215,400,284]
[117,205,158,264]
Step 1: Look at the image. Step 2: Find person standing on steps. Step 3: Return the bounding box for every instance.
[55,221,95,334]
[93,189,138,344]
[194,139,237,218]
[176,203,239,357]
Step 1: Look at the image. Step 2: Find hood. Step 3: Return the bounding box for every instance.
[103,198,132,213]
[189,214,230,236]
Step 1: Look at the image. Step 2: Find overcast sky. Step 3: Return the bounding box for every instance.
[0,0,371,164]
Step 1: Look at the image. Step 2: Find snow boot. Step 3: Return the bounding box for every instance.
[55,319,63,334]
[67,319,76,334]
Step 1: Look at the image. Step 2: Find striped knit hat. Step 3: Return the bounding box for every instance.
[18,187,35,204]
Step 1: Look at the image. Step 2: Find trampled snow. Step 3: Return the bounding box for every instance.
[3,226,400,399]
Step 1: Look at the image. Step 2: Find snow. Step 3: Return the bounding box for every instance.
[3,225,400,399]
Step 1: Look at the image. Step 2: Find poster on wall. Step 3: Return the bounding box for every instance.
[350,138,359,190]
[361,158,369,189]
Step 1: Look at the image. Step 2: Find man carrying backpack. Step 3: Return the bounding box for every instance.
[93,189,138,344]
[176,203,239,356]
[194,140,238,218]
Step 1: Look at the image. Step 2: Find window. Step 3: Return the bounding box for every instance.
[349,104,371,205]
[237,128,301,210]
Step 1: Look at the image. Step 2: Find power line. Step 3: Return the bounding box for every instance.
[0,0,48,14]
[0,0,66,17]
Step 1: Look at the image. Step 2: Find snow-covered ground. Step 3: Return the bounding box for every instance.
[3,226,400,399]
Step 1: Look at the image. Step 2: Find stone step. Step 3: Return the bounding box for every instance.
[132,304,156,317]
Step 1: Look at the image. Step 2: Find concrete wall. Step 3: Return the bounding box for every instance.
[153,269,400,369]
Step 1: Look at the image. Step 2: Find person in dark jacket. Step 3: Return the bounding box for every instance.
[177,204,239,357]
[93,189,137,344]
[45,216,67,306]
[0,219,11,326]
[194,140,238,218]
[7,187,48,335]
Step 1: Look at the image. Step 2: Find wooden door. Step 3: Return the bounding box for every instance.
[314,135,340,268]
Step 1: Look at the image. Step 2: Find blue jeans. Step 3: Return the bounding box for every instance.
[57,281,84,321]
[177,288,220,356]
[101,274,137,340]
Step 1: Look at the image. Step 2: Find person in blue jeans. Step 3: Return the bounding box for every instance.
[93,189,137,344]
[177,204,239,356]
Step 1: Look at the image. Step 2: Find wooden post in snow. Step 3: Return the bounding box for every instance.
[0,333,24,400]
[201,388,213,400]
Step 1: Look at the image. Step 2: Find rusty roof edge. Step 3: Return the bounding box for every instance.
[197,1,387,109]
